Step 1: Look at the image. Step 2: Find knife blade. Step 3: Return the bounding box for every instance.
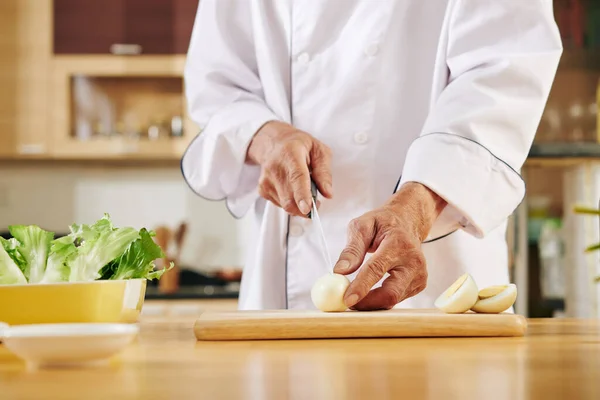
[308,179,332,267]
[307,178,318,219]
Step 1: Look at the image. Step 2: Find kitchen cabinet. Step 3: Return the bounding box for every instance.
[0,0,52,159]
[53,0,198,55]
[49,55,197,160]
[1,0,197,161]
[53,0,123,55]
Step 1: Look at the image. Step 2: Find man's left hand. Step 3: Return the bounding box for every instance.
[333,182,447,311]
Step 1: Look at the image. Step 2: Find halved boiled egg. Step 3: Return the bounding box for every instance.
[471,284,517,314]
[434,273,479,314]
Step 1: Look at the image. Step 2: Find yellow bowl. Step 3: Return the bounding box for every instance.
[0,279,147,325]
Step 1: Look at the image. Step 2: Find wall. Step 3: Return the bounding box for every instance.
[0,163,252,272]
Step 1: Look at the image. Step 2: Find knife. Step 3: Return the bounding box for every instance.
[308,179,332,267]
[307,179,318,219]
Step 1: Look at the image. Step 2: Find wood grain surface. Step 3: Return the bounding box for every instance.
[194,309,528,340]
[1,306,599,400]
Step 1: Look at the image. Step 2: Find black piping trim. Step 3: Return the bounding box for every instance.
[284,2,294,310]
[180,132,246,220]
[181,132,290,309]
[284,215,290,310]
[393,174,402,195]
[392,132,528,243]
[416,132,527,208]
[422,229,457,244]
[418,132,524,182]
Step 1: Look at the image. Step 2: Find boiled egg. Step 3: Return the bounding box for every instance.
[311,273,351,312]
[434,273,479,313]
[471,284,517,314]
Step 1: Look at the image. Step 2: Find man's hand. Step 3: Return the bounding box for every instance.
[333,182,447,311]
[247,121,333,216]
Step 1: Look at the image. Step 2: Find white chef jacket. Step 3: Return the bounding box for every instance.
[181,0,562,310]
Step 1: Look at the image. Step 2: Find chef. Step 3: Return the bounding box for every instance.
[181,0,562,311]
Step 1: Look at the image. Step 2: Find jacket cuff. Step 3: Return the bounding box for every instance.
[398,133,525,239]
[181,101,278,218]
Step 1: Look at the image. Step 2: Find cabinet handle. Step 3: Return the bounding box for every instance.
[110,44,143,55]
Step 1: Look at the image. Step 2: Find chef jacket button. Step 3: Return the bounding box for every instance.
[364,43,379,57]
[297,52,310,65]
[353,131,369,144]
[289,225,304,237]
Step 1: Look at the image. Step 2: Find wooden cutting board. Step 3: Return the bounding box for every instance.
[194,309,527,341]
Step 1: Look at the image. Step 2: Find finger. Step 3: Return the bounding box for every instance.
[343,237,396,308]
[310,143,333,198]
[352,268,414,311]
[278,191,305,217]
[399,251,428,299]
[258,179,282,208]
[333,217,375,275]
[286,156,312,215]
[353,250,427,310]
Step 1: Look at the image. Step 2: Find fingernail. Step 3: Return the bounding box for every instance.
[298,200,310,215]
[345,293,359,307]
[334,260,349,272]
[325,183,333,195]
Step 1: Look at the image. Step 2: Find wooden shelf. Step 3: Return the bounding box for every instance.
[52,55,187,76]
[525,142,600,166]
[0,157,181,168]
[525,157,600,167]
[48,55,197,161]
[529,142,600,156]
[50,136,191,160]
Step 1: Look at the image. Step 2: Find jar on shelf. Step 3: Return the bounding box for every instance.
[566,100,586,142]
[147,117,168,140]
[170,115,183,137]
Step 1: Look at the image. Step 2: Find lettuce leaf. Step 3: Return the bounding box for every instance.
[0,237,26,271]
[67,217,140,282]
[1,214,171,284]
[0,238,27,284]
[90,214,114,234]
[68,223,96,245]
[8,225,54,283]
[41,235,78,283]
[106,228,171,280]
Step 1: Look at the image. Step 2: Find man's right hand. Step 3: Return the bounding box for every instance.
[246,121,333,217]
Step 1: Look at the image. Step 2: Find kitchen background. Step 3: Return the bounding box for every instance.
[1,0,600,317]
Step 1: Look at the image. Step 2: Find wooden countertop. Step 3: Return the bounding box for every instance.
[1,311,599,399]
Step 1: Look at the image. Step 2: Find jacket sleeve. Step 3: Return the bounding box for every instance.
[181,0,279,218]
[398,0,562,241]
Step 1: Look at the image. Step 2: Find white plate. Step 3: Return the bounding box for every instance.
[0,323,139,368]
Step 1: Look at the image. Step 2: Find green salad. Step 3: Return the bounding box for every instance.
[0,214,172,285]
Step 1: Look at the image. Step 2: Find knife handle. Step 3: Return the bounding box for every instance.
[307,179,318,219]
